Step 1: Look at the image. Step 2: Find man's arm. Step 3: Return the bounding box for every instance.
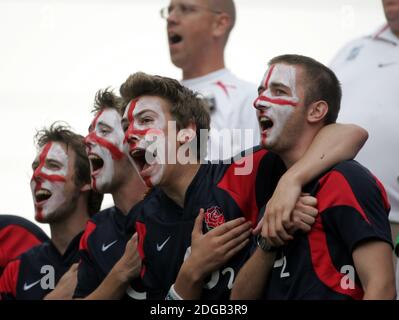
[353,241,396,300]
[171,210,252,300]
[84,233,141,300]
[263,123,368,244]
[44,263,79,300]
[230,247,276,300]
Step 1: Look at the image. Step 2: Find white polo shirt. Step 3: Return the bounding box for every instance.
[330,25,399,223]
[181,68,260,161]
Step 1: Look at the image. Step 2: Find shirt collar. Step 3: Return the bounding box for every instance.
[371,24,398,46]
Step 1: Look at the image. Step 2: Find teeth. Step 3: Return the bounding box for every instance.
[89,154,101,161]
[35,189,51,197]
[259,116,270,122]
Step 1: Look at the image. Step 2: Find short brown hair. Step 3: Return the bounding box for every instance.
[120,72,210,157]
[92,87,123,115]
[269,54,342,125]
[34,122,103,215]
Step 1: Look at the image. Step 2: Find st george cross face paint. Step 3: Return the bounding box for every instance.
[253,64,300,148]
[123,96,167,187]
[31,142,68,222]
[85,108,125,193]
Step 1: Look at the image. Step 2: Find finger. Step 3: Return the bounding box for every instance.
[267,236,282,247]
[300,195,318,207]
[295,202,318,217]
[211,217,246,236]
[252,216,264,235]
[294,220,312,233]
[69,263,79,273]
[294,211,316,226]
[225,238,250,260]
[276,212,293,241]
[222,228,252,252]
[267,214,284,246]
[219,221,252,244]
[301,192,311,196]
[192,209,205,237]
[131,232,138,242]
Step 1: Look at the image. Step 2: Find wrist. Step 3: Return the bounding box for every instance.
[180,258,205,284]
[111,261,131,284]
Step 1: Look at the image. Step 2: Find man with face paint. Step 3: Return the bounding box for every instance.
[330,0,399,293]
[120,72,367,300]
[161,0,259,160]
[232,55,395,300]
[74,89,146,300]
[0,123,103,300]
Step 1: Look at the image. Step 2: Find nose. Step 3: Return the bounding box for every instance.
[167,7,180,25]
[32,170,43,183]
[126,132,140,147]
[84,132,95,148]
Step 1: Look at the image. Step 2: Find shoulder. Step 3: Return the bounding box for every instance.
[0,215,48,242]
[315,160,390,213]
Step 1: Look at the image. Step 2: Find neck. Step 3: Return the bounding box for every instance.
[50,196,89,255]
[162,163,201,207]
[279,128,319,169]
[112,169,147,215]
[182,46,225,80]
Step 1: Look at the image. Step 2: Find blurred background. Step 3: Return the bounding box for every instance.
[0,0,385,234]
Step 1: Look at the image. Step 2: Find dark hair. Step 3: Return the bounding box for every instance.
[119,72,210,157]
[269,54,341,124]
[92,87,123,115]
[34,122,103,215]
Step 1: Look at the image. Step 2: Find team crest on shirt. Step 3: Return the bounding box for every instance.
[204,206,225,231]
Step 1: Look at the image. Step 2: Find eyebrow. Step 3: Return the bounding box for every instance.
[97,121,112,130]
[269,82,290,90]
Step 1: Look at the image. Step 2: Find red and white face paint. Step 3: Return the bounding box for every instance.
[85,108,125,192]
[31,142,68,222]
[253,64,299,147]
[123,97,167,187]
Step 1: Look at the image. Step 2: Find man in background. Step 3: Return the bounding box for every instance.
[330,0,399,291]
[162,0,259,160]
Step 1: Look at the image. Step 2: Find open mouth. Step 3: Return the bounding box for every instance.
[88,154,104,174]
[35,189,52,204]
[169,33,183,45]
[129,148,158,173]
[259,116,274,131]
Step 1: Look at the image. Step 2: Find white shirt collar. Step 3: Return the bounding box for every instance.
[372,24,398,46]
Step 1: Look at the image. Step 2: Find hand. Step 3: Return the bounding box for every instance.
[253,194,318,235]
[260,174,302,246]
[113,233,141,283]
[44,263,78,300]
[185,209,252,281]
[287,194,318,234]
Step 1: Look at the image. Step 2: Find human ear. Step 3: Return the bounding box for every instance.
[307,100,328,124]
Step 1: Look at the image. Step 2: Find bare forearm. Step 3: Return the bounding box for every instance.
[173,260,204,300]
[363,282,396,300]
[84,270,128,300]
[287,123,368,184]
[231,248,276,300]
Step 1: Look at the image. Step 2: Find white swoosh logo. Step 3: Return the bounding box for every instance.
[102,240,118,252]
[23,279,41,291]
[156,236,171,251]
